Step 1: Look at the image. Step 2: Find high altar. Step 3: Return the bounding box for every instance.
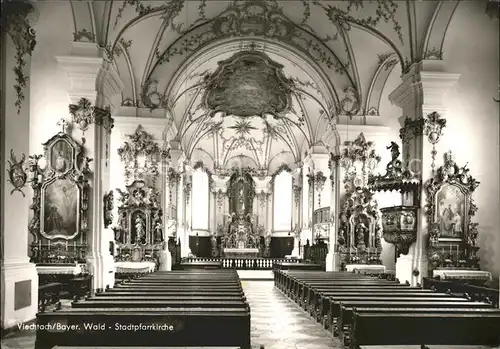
[221,169,260,258]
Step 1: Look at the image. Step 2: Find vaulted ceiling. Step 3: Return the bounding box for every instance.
[67,0,478,173]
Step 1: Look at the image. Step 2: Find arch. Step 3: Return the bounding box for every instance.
[365,53,400,116]
[163,37,341,114]
[421,1,460,60]
[70,1,97,42]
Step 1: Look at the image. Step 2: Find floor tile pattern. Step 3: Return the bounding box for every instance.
[242,280,341,349]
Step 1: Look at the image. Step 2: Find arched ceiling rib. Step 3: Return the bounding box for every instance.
[82,0,461,172]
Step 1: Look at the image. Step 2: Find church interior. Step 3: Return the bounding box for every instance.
[1,0,499,348]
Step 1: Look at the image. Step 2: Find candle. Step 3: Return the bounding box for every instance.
[38,239,41,250]
[449,245,452,256]
[48,240,51,249]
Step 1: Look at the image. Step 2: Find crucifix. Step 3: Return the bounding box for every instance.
[57,118,69,134]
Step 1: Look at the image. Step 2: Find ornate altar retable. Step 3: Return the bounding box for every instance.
[223,213,260,258]
[426,151,491,285]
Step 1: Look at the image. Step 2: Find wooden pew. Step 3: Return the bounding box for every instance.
[35,307,251,349]
[37,270,251,349]
[38,282,62,312]
[98,290,244,297]
[349,309,500,348]
[315,290,454,324]
[337,303,495,343]
[72,299,248,309]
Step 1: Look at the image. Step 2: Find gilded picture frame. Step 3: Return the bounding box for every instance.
[425,151,479,244]
[30,132,90,241]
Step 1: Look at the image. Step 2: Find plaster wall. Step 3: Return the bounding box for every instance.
[29,1,75,153]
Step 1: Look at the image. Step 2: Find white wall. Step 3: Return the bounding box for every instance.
[30,2,75,154]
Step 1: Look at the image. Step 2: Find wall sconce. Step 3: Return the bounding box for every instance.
[314,171,327,207]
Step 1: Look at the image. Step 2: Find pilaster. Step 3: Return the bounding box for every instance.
[60,41,124,291]
[211,175,229,231]
[301,161,313,245]
[1,31,38,329]
[326,156,341,271]
[389,61,460,285]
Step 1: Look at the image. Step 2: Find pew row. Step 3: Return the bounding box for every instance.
[37,270,251,349]
[349,310,500,348]
[35,308,251,349]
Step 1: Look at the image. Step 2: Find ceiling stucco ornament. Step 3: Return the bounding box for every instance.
[202,51,294,118]
[154,1,350,76]
[339,86,361,118]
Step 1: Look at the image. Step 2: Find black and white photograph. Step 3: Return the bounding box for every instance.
[1,1,499,348]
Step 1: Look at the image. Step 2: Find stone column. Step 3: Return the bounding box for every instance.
[58,42,124,291]
[1,22,39,329]
[389,60,459,285]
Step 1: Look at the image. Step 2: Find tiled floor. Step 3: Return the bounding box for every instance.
[242,280,341,349]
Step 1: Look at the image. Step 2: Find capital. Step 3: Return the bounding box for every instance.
[389,61,460,116]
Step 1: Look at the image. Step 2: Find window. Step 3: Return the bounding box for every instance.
[273,171,292,231]
[191,169,209,230]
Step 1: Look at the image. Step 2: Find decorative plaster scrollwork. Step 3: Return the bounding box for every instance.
[183,179,192,205]
[140,79,166,109]
[423,112,446,175]
[314,172,327,207]
[69,97,114,134]
[338,86,360,119]
[216,189,226,212]
[293,184,301,206]
[7,149,28,197]
[117,125,170,185]
[103,190,114,229]
[4,1,37,114]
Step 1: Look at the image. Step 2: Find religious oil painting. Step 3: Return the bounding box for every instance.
[435,183,466,238]
[50,139,74,173]
[43,178,79,238]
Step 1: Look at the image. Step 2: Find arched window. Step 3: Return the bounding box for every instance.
[273,171,292,231]
[191,169,209,230]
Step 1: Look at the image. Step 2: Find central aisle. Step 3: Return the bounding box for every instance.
[241,280,341,349]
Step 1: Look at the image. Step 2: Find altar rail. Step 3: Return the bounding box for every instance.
[182,257,303,270]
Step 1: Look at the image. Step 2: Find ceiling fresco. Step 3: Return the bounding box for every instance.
[56,0,477,172]
[203,51,293,118]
